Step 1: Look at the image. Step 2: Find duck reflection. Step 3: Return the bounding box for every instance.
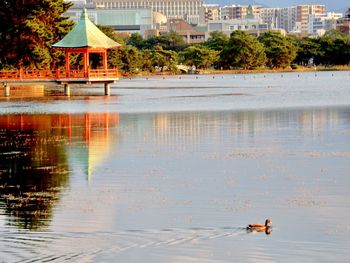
[0,113,118,230]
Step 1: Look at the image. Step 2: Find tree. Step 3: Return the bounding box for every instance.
[127,33,146,49]
[203,31,229,51]
[221,30,266,70]
[139,49,155,72]
[180,45,219,69]
[0,0,73,69]
[293,37,321,66]
[97,25,126,45]
[315,30,350,65]
[258,32,297,68]
[150,46,178,72]
[112,46,142,74]
[155,31,187,51]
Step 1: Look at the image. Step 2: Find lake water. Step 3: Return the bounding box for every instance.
[0,72,350,262]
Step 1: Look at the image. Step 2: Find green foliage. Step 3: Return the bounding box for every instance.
[150,46,179,72]
[315,30,350,65]
[293,37,321,66]
[139,49,155,72]
[0,0,73,69]
[221,30,266,70]
[97,25,126,45]
[203,31,229,51]
[259,32,297,68]
[113,46,142,74]
[127,32,187,51]
[180,45,219,69]
[127,33,146,49]
[156,31,187,51]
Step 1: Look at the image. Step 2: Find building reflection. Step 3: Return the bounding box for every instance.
[143,109,343,145]
[0,113,118,230]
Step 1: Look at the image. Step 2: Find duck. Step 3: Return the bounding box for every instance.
[246,219,272,234]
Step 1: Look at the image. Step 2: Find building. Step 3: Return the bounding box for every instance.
[346,8,350,20]
[308,12,343,36]
[296,5,325,33]
[92,0,202,25]
[259,5,325,34]
[199,4,220,24]
[166,19,205,43]
[337,21,350,35]
[66,7,154,36]
[220,5,261,20]
[259,8,282,29]
[208,19,268,37]
[336,8,350,36]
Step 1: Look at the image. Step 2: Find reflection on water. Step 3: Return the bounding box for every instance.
[0,108,350,262]
[0,113,119,230]
[0,85,45,98]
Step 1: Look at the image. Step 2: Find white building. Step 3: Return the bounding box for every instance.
[308,12,343,36]
[259,8,282,29]
[208,19,268,37]
[92,0,202,25]
[66,7,155,36]
[296,5,325,33]
[258,5,325,34]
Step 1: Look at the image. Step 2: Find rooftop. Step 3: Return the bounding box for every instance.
[52,8,121,49]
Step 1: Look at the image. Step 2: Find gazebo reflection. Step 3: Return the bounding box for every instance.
[0,112,119,230]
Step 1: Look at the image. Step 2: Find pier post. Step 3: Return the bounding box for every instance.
[64,83,70,96]
[104,83,110,96]
[3,83,10,97]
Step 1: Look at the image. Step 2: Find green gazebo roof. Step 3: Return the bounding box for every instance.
[52,8,121,49]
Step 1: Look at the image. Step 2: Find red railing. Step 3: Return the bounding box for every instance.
[0,68,119,81]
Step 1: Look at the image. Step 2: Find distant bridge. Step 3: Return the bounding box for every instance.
[177,65,198,74]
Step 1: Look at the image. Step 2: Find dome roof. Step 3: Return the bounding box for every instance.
[153,12,167,24]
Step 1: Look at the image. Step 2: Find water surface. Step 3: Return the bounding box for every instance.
[0,72,350,262]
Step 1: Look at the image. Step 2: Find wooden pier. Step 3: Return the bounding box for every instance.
[0,68,119,96]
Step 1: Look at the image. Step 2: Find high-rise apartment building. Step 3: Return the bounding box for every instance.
[259,8,281,29]
[296,5,325,33]
[259,5,325,33]
[308,12,342,36]
[92,0,202,24]
[220,5,261,20]
[200,4,220,24]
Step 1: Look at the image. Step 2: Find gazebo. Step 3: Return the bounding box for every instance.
[52,8,122,95]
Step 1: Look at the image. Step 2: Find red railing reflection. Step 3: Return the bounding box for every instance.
[0,113,119,143]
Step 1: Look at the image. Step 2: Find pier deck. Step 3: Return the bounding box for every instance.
[0,68,119,96]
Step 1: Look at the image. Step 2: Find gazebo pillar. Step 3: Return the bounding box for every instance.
[83,50,89,77]
[3,83,10,97]
[104,82,110,96]
[64,83,70,96]
[65,52,70,77]
[102,50,108,70]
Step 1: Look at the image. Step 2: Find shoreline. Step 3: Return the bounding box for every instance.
[130,66,350,77]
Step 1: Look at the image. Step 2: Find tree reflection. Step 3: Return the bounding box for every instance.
[0,113,118,230]
[0,126,69,230]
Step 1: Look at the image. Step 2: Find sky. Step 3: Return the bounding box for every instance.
[204,0,349,12]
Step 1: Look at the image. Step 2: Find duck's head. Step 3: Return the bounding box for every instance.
[265,219,272,226]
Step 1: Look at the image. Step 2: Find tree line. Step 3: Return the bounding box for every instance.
[0,0,350,73]
[110,29,350,74]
